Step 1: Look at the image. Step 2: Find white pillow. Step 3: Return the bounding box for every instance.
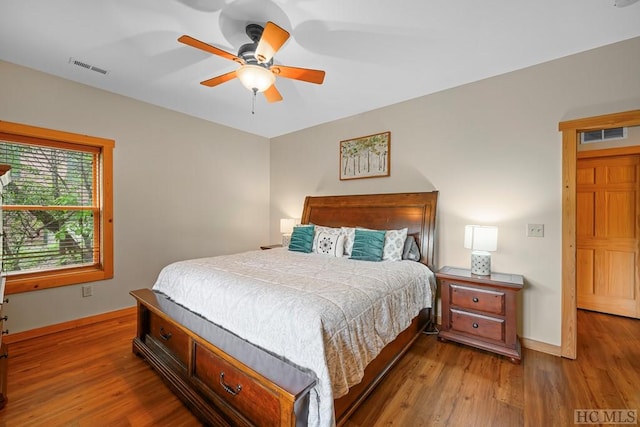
[312,225,342,253]
[382,228,408,261]
[315,232,345,257]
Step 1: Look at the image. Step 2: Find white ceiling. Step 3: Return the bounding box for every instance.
[1,0,639,138]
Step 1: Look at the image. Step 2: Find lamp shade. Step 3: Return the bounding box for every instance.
[464,225,498,252]
[236,64,275,93]
[280,218,296,235]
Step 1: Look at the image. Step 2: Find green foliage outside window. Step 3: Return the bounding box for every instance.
[0,142,97,274]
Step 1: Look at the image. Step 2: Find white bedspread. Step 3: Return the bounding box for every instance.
[152,248,435,427]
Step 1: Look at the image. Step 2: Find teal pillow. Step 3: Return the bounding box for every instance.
[288,225,315,253]
[350,229,386,261]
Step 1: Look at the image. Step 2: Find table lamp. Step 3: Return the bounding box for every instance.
[280,218,296,247]
[464,225,498,276]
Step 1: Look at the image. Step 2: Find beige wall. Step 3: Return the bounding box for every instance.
[270,36,640,347]
[0,61,270,333]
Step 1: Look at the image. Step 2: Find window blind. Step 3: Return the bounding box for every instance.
[0,140,99,274]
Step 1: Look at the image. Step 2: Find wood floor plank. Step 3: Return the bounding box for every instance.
[0,310,637,426]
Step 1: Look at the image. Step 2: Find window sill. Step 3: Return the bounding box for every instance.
[5,265,113,295]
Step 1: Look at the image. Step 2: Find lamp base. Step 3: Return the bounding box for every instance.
[282,234,291,248]
[470,252,491,276]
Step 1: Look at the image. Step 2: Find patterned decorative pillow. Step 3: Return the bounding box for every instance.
[288,225,315,253]
[382,228,408,261]
[315,232,345,257]
[312,225,342,253]
[350,229,386,261]
[341,227,355,256]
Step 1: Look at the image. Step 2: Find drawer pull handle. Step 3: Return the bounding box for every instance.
[472,297,479,303]
[472,323,479,329]
[0,315,7,321]
[159,327,172,341]
[220,372,242,396]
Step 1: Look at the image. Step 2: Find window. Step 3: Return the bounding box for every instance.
[0,121,114,294]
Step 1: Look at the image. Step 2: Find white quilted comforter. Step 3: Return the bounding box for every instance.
[152,248,435,427]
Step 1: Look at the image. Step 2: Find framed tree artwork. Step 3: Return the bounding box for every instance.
[339,131,390,180]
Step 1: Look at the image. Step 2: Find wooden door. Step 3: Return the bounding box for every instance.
[576,154,640,318]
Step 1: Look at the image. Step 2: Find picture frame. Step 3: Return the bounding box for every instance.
[339,131,390,180]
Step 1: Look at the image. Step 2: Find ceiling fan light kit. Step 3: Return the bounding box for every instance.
[236,64,275,92]
[179,21,325,106]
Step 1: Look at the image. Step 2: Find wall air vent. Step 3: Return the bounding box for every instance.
[580,127,627,144]
[68,57,109,75]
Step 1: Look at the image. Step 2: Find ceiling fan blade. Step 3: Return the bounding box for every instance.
[178,35,244,64]
[271,65,325,85]
[255,22,290,64]
[200,71,238,87]
[263,84,283,103]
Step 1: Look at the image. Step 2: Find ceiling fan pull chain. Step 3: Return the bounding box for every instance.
[251,88,257,114]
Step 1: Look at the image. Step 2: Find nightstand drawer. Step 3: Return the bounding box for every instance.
[450,283,505,315]
[450,309,504,342]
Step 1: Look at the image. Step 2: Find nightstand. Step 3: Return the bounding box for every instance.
[436,266,524,364]
[260,244,283,250]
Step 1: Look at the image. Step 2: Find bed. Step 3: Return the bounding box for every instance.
[130,191,438,427]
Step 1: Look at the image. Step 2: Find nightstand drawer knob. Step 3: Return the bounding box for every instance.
[472,323,479,329]
[472,297,479,303]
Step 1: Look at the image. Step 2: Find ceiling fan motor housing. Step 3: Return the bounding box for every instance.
[238,41,273,68]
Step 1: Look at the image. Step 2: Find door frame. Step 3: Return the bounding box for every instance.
[559,109,640,359]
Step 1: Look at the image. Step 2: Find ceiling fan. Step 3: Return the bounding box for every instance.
[178,21,325,103]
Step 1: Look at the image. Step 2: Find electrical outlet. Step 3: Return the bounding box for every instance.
[527,224,544,237]
[82,284,93,297]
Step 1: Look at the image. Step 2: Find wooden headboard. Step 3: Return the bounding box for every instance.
[300,191,438,269]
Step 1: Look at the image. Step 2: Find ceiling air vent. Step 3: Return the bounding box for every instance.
[580,127,627,144]
[69,57,109,75]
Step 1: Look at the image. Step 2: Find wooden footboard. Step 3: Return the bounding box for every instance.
[131,288,316,427]
[132,288,430,427]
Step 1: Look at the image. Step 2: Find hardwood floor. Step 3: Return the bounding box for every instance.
[0,309,637,426]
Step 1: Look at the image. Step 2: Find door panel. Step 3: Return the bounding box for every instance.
[605,191,635,237]
[577,192,595,236]
[577,248,595,297]
[577,155,640,318]
[604,251,635,299]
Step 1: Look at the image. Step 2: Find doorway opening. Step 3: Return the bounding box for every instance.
[559,110,640,359]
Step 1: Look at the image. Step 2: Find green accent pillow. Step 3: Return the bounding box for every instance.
[288,225,315,253]
[350,229,386,261]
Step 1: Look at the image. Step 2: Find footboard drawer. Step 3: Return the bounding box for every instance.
[147,311,190,367]
[193,343,280,427]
